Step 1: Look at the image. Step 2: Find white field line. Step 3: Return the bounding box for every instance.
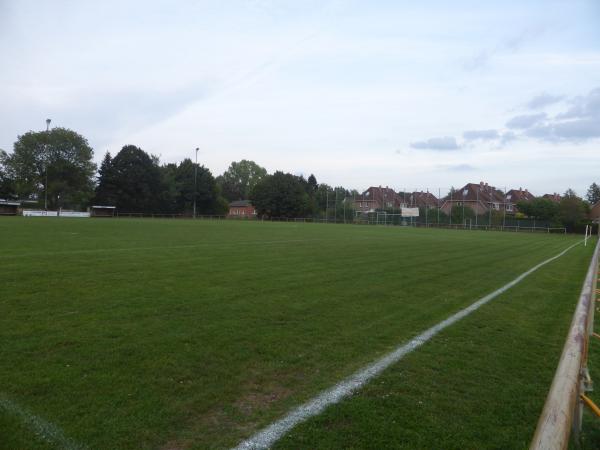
[232,240,582,450]
[0,394,87,449]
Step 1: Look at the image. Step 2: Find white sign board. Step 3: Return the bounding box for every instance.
[60,211,90,218]
[401,207,419,217]
[23,210,58,217]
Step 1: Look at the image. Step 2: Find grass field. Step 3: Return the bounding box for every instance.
[0,217,594,449]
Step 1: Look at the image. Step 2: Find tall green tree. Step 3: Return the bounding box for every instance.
[217,160,267,201]
[559,189,588,231]
[586,182,600,205]
[0,149,16,199]
[307,174,318,194]
[99,145,162,213]
[2,128,96,209]
[94,152,118,206]
[174,158,226,215]
[251,171,313,218]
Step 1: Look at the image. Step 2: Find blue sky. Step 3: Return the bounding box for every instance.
[1,0,599,195]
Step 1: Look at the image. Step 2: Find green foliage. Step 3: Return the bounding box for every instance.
[586,182,600,205]
[94,145,162,212]
[450,204,475,224]
[251,171,313,217]
[0,149,16,199]
[558,191,589,231]
[95,150,226,215]
[517,198,559,222]
[216,160,267,201]
[174,158,225,215]
[307,174,318,194]
[2,128,96,209]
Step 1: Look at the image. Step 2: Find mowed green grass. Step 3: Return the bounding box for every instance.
[0,217,592,449]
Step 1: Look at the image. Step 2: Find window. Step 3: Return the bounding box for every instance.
[507,204,513,212]
[463,189,468,196]
[493,202,499,210]
[507,194,512,200]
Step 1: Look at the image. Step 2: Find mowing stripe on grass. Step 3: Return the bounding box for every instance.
[0,394,87,450]
[0,238,326,260]
[232,240,582,450]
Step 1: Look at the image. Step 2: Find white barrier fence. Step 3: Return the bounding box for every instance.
[22,210,90,218]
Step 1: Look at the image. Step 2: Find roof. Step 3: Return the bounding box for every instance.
[355,187,405,208]
[506,188,535,203]
[444,182,505,203]
[407,191,438,207]
[0,200,20,206]
[542,193,562,203]
[229,200,253,207]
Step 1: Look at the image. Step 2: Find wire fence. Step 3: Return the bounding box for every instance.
[107,212,568,234]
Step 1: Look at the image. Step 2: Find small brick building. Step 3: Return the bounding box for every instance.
[228,200,256,218]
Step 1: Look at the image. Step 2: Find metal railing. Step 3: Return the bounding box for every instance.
[530,237,600,449]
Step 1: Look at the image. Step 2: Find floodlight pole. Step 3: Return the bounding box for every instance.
[44,118,51,210]
[193,147,199,218]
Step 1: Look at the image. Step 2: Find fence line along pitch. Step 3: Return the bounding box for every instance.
[530,238,600,449]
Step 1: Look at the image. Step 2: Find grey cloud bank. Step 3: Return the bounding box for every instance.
[506,113,547,129]
[410,137,459,151]
[463,129,500,140]
[527,92,564,109]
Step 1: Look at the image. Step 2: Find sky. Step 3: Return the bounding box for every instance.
[1,0,599,196]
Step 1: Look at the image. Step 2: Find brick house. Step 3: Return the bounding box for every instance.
[505,188,535,213]
[406,191,439,209]
[542,193,562,203]
[351,186,405,213]
[228,200,256,217]
[440,182,506,215]
[590,201,600,224]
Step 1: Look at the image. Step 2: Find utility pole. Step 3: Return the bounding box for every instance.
[44,118,51,210]
[334,188,338,223]
[193,147,199,218]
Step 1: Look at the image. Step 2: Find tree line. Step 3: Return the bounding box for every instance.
[0,127,598,228]
[0,127,353,217]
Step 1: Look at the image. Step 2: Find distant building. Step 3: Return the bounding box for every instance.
[0,200,20,216]
[440,182,506,215]
[350,186,405,213]
[406,191,439,209]
[590,201,600,224]
[228,200,256,217]
[505,188,535,213]
[542,193,562,203]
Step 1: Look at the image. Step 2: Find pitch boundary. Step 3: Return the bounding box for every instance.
[232,240,582,450]
[0,394,87,449]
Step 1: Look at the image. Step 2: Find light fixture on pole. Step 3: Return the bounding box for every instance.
[193,147,199,219]
[44,118,51,211]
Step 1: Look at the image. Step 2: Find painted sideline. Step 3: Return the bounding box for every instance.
[232,240,583,450]
[0,394,87,450]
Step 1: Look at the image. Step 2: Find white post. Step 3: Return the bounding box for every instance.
[585,225,589,246]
